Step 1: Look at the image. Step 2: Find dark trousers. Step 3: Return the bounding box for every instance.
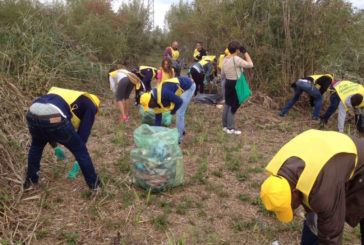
[191,67,204,95]
[321,91,341,123]
[301,219,364,244]
[26,113,101,189]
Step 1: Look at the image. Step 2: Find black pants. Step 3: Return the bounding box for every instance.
[191,68,204,95]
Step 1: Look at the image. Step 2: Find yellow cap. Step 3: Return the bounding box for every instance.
[260,175,293,223]
[140,92,152,111]
[224,48,230,55]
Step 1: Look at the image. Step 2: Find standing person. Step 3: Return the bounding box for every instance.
[190,56,217,95]
[260,129,364,244]
[221,41,253,135]
[132,66,158,104]
[157,58,175,85]
[217,48,230,101]
[193,42,207,62]
[279,74,333,120]
[108,68,144,122]
[163,41,183,77]
[320,80,364,132]
[24,87,102,191]
[139,77,196,143]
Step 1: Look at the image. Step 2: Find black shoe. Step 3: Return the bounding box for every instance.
[183,131,186,136]
[279,112,285,117]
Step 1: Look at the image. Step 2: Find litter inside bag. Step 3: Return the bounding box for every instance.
[131,124,184,192]
[139,105,173,126]
[193,93,222,104]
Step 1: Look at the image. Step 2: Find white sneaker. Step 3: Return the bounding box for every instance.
[227,129,241,135]
[223,127,229,132]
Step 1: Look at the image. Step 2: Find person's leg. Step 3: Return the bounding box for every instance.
[199,73,205,94]
[360,218,364,244]
[176,82,196,142]
[191,69,199,96]
[56,119,101,189]
[321,92,340,123]
[301,220,318,245]
[221,75,226,100]
[280,82,304,116]
[222,104,229,128]
[227,106,235,130]
[306,85,322,120]
[25,116,48,185]
[117,100,126,119]
[125,99,130,118]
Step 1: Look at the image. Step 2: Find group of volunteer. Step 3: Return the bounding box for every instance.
[23,37,364,244]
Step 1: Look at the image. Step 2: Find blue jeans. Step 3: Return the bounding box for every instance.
[26,113,101,189]
[280,81,322,119]
[301,218,364,244]
[176,83,196,142]
[221,75,226,100]
[321,91,340,123]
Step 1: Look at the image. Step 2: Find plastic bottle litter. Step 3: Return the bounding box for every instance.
[131,124,184,192]
[54,146,67,160]
[68,161,80,179]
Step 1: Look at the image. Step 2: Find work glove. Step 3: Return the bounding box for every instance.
[239,46,247,54]
[54,146,67,161]
[68,161,80,179]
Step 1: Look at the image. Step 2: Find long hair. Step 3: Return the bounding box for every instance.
[161,58,174,78]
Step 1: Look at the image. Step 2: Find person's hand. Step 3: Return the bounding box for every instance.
[239,46,247,54]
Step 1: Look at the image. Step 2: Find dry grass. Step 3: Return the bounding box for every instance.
[1,78,362,245]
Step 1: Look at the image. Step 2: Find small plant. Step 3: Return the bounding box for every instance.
[236,172,250,181]
[151,214,168,230]
[211,170,223,177]
[64,233,79,245]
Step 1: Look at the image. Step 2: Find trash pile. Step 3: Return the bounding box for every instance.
[139,105,173,126]
[131,124,184,192]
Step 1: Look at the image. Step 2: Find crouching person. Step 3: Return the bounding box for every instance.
[261,129,364,244]
[140,77,196,143]
[25,87,102,191]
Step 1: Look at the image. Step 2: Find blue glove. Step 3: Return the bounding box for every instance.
[54,146,66,161]
[68,161,80,179]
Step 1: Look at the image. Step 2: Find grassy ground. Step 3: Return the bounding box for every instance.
[9,86,362,245]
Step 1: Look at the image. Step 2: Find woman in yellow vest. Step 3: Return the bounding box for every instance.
[320,80,364,133]
[163,41,183,76]
[24,87,102,191]
[280,74,333,120]
[157,58,175,85]
[108,68,144,122]
[260,129,364,244]
[139,77,196,143]
[190,56,217,95]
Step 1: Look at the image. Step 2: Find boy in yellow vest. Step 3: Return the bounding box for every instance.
[140,77,196,143]
[132,66,158,105]
[24,87,102,191]
[260,129,364,244]
[193,42,207,62]
[190,56,217,95]
[320,80,364,133]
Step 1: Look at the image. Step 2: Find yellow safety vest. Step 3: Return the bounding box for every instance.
[335,81,364,110]
[48,87,100,130]
[306,74,333,90]
[265,129,357,209]
[170,47,179,61]
[218,54,225,70]
[139,66,157,79]
[193,49,200,61]
[153,77,184,114]
[198,59,215,74]
[201,55,216,62]
[158,67,175,83]
[108,69,141,90]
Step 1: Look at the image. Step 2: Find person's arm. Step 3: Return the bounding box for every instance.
[155,113,162,126]
[237,53,254,68]
[109,76,117,94]
[165,90,183,115]
[157,70,162,85]
[338,102,347,133]
[77,101,97,144]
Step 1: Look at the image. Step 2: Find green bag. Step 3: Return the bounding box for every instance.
[233,57,251,104]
